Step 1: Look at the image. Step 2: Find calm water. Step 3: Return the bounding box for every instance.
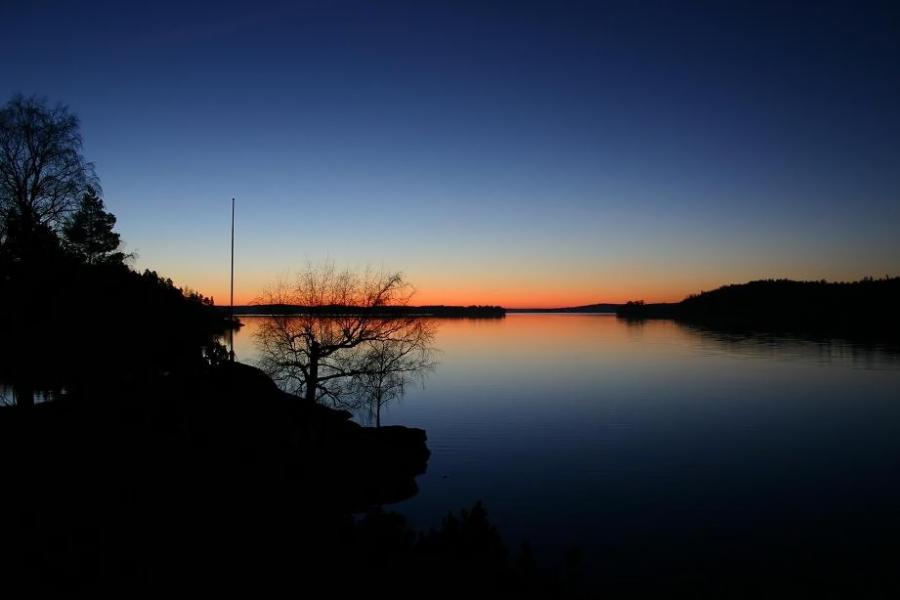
[233,314,900,569]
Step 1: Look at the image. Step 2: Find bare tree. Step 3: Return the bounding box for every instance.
[255,264,437,407]
[0,94,97,235]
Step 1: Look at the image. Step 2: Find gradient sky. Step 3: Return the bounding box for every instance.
[3,0,899,307]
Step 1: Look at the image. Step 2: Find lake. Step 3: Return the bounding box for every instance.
[233,313,900,578]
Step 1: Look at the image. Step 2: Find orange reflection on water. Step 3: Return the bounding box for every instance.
[231,313,697,377]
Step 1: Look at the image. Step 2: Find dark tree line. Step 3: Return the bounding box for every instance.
[0,95,229,404]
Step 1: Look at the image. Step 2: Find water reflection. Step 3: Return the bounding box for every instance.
[233,313,900,417]
[233,314,900,570]
[678,321,900,369]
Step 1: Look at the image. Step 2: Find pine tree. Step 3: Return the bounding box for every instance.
[63,187,124,264]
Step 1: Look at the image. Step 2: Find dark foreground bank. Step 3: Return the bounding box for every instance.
[1,361,582,596]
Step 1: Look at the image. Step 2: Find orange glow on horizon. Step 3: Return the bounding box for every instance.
[165,257,898,310]
[178,264,793,309]
[206,285,690,309]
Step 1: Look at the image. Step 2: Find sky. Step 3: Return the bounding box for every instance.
[2,0,899,307]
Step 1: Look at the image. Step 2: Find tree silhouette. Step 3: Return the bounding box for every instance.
[255,264,436,407]
[0,94,97,241]
[63,187,125,264]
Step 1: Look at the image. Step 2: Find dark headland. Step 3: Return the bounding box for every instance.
[615,277,900,344]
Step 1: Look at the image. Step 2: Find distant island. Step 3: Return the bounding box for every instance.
[507,303,621,313]
[233,304,506,318]
[237,303,625,317]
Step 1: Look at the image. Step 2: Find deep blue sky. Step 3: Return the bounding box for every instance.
[3,0,898,305]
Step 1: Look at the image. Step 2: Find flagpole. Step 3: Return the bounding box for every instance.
[230,197,235,362]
